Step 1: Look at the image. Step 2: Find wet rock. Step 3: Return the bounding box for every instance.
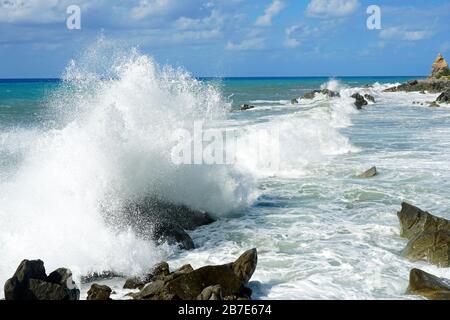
[436,91,450,103]
[384,79,450,93]
[240,104,255,111]
[403,230,450,267]
[291,98,299,105]
[364,94,375,103]
[407,268,450,300]
[152,221,195,250]
[197,285,223,300]
[4,260,79,300]
[87,284,112,300]
[397,202,450,239]
[351,93,368,109]
[81,271,123,284]
[123,277,146,290]
[357,166,377,179]
[131,249,258,300]
[302,89,340,100]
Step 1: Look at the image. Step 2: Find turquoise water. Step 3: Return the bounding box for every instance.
[1,66,449,300]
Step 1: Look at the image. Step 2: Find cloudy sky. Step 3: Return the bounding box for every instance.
[0,0,449,78]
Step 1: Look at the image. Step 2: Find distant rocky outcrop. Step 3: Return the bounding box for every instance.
[431,53,450,79]
[397,203,450,267]
[4,260,80,300]
[407,268,450,300]
[128,248,258,300]
[385,54,450,93]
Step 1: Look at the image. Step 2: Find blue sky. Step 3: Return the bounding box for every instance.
[0,0,449,78]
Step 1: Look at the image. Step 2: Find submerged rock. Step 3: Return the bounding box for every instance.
[240,104,255,111]
[130,248,258,300]
[429,101,440,108]
[87,284,112,300]
[436,91,450,103]
[351,93,368,109]
[357,166,377,179]
[407,268,450,300]
[4,260,79,300]
[397,202,450,239]
[403,230,450,267]
[291,98,299,105]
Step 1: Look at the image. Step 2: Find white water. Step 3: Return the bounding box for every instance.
[2,43,450,300]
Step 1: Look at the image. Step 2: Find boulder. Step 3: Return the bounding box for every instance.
[131,249,258,300]
[114,199,215,250]
[406,268,450,300]
[240,104,255,111]
[397,202,450,239]
[403,230,450,267]
[87,284,112,300]
[197,285,223,300]
[357,166,377,179]
[436,91,450,103]
[351,93,368,109]
[4,260,79,300]
[431,53,450,78]
[364,94,375,103]
[123,277,146,290]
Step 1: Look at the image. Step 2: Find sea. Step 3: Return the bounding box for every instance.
[1,47,450,300]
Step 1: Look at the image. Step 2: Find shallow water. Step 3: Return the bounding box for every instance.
[1,49,449,300]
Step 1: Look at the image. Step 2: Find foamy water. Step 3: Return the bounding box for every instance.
[1,43,450,300]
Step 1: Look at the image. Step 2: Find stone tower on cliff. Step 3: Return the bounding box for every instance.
[430,53,449,78]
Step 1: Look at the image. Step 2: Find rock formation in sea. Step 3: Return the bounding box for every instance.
[384,53,450,93]
[127,248,258,300]
[397,203,450,267]
[407,268,450,300]
[4,260,80,300]
[357,166,377,178]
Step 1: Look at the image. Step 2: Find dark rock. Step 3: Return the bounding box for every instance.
[351,93,368,109]
[110,199,215,250]
[397,202,450,239]
[152,221,194,250]
[123,277,146,290]
[240,104,255,111]
[357,166,377,179]
[291,98,298,105]
[4,260,79,300]
[364,94,375,103]
[436,91,450,103]
[302,89,340,100]
[197,285,223,300]
[406,268,450,300]
[87,284,112,300]
[131,249,258,300]
[403,230,450,267]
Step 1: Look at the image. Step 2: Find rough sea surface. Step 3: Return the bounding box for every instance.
[1,48,449,300]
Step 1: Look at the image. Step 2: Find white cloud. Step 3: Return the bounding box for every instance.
[306,0,360,18]
[284,24,319,48]
[226,37,265,50]
[379,27,432,41]
[255,0,284,26]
